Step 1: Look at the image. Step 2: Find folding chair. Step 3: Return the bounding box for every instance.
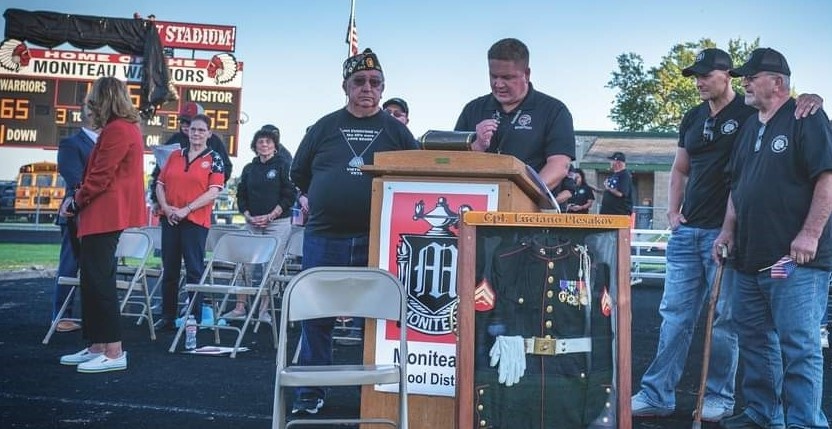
[140,225,163,312]
[114,229,156,340]
[168,233,279,358]
[43,229,154,344]
[272,267,409,429]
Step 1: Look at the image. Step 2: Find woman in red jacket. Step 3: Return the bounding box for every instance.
[58,77,147,373]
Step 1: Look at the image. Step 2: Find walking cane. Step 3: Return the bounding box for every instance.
[692,244,728,429]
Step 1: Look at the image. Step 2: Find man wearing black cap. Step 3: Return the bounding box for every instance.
[599,151,632,215]
[632,48,824,423]
[383,97,409,126]
[289,48,418,415]
[454,38,575,191]
[712,48,832,429]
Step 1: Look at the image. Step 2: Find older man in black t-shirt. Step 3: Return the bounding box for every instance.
[715,48,832,429]
[289,48,418,416]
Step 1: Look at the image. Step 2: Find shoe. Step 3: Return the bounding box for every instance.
[694,397,733,422]
[821,326,829,349]
[719,412,765,429]
[154,317,176,332]
[334,329,363,346]
[77,352,127,373]
[56,320,81,333]
[631,393,673,417]
[291,394,324,414]
[222,307,247,319]
[258,309,272,325]
[60,348,103,365]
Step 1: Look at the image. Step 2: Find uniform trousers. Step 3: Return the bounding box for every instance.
[79,230,122,343]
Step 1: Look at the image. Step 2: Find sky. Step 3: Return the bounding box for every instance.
[1,0,831,179]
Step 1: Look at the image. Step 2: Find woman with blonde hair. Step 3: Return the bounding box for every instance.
[58,77,147,373]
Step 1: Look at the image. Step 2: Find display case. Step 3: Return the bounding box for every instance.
[456,211,632,429]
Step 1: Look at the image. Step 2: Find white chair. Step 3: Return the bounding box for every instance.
[139,225,163,312]
[272,267,409,429]
[168,233,279,358]
[43,229,154,344]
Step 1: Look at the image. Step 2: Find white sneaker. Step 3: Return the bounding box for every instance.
[77,352,127,373]
[695,397,732,422]
[258,309,272,325]
[821,326,829,349]
[631,393,673,417]
[60,348,103,366]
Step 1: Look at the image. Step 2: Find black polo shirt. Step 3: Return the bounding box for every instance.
[731,99,832,273]
[454,83,576,173]
[599,169,633,215]
[678,95,756,228]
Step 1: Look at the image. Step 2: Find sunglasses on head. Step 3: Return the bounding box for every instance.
[702,117,716,143]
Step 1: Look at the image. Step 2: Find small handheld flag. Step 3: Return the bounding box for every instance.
[760,255,798,279]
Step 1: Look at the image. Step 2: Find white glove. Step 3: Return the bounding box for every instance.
[489,335,527,387]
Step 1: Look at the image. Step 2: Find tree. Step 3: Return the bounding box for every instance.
[607,38,760,132]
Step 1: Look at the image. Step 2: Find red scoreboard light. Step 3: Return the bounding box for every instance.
[0,46,243,156]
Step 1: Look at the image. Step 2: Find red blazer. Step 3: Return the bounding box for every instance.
[75,118,148,237]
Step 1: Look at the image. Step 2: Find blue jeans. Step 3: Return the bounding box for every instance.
[734,267,829,428]
[296,232,369,401]
[636,225,737,410]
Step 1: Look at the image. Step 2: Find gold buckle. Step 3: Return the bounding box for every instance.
[532,337,556,356]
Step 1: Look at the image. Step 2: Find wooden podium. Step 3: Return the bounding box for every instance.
[360,150,548,428]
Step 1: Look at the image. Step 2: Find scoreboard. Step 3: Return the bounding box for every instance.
[0,47,243,156]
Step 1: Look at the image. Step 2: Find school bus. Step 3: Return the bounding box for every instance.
[14,161,65,222]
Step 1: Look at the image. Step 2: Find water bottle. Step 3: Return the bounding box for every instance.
[291,199,305,226]
[184,315,198,350]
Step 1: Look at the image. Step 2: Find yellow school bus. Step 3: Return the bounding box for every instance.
[14,161,65,222]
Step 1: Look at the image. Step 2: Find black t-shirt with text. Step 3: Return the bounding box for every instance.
[291,108,418,237]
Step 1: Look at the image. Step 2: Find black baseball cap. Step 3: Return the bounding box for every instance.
[681,48,733,77]
[383,97,409,114]
[609,152,626,162]
[729,48,791,77]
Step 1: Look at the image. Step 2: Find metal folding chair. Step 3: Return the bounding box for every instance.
[168,233,279,358]
[272,267,409,429]
[43,229,154,344]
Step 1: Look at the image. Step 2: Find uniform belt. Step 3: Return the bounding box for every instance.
[523,336,592,356]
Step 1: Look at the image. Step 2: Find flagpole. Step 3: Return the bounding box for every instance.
[348,0,356,59]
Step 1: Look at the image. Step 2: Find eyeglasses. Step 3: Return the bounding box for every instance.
[754,123,767,152]
[703,117,716,143]
[350,76,384,88]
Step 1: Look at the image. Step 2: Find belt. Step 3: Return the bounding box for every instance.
[524,336,592,356]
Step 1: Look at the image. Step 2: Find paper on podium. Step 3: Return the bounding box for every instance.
[524,165,558,210]
[153,144,179,170]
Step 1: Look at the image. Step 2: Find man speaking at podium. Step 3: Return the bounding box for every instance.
[455,38,576,192]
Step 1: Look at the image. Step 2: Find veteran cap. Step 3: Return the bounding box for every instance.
[343,48,383,80]
[609,151,626,162]
[383,97,409,114]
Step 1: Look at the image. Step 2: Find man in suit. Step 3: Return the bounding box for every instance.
[52,105,97,332]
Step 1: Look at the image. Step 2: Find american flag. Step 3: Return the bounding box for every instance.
[770,256,798,279]
[345,2,358,57]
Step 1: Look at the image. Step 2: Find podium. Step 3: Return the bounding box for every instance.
[361,150,547,428]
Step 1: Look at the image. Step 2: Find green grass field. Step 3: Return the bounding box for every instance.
[0,244,59,270]
[0,244,162,271]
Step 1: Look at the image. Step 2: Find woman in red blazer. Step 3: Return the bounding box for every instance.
[58,77,147,373]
